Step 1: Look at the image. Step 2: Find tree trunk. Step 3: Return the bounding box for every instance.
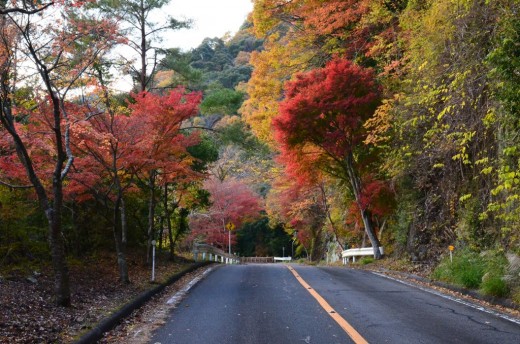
[159,215,165,252]
[139,3,147,92]
[162,184,177,260]
[167,210,175,260]
[319,182,344,250]
[166,218,175,260]
[113,181,129,283]
[170,208,189,261]
[121,197,128,244]
[1,71,71,306]
[47,204,71,307]
[360,208,382,258]
[146,172,156,264]
[344,152,382,259]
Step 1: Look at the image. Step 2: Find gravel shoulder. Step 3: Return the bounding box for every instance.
[98,264,216,344]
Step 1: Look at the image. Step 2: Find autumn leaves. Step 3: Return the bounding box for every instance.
[272,59,387,258]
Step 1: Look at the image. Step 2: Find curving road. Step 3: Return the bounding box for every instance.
[150,264,520,344]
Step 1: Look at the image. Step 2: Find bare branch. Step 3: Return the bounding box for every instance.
[0,179,33,189]
[0,2,54,15]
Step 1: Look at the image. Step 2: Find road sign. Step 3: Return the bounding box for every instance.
[226,222,235,231]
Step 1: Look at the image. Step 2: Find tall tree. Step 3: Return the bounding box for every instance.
[274,59,385,258]
[128,89,201,263]
[93,0,193,265]
[70,88,201,278]
[94,0,191,92]
[0,2,117,305]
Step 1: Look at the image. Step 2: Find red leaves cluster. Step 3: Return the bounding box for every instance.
[0,98,85,189]
[68,88,201,200]
[300,0,373,57]
[274,58,381,164]
[188,177,263,250]
[128,90,202,181]
[0,88,202,202]
[272,58,394,244]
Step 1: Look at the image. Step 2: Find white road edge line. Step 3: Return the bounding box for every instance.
[372,271,520,326]
[166,267,215,305]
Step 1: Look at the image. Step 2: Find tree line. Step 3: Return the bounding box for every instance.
[244,0,519,266]
[2,0,519,306]
[0,0,271,306]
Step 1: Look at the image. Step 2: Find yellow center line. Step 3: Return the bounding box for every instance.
[286,265,369,344]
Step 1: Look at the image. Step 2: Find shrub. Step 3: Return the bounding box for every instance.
[432,248,512,297]
[480,273,509,297]
[432,248,485,289]
[480,252,509,297]
[359,257,375,265]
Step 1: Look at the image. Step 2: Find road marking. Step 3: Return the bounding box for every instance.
[372,272,520,326]
[287,266,369,344]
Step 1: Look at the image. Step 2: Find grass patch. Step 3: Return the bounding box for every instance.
[432,248,485,288]
[480,273,509,297]
[432,248,510,297]
[359,257,375,265]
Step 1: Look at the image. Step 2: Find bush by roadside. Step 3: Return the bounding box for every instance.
[431,248,517,299]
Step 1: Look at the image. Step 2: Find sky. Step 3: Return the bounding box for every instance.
[165,0,254,51]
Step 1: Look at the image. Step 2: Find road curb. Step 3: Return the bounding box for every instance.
[74,261,211,344]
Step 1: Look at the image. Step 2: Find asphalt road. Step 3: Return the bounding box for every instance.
[150,264,520,344]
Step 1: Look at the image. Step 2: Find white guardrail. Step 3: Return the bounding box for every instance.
[273,257,292,262]
[193,244,240,264]
[341,247,384,264]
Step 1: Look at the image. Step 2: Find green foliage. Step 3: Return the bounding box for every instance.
[186,35,258,89]
[359,257,375,265]
[236,218,293,257]
[432,248,509,293]
[200,87,245,116]
[457,197,495,250]
[0,189,49,268]
[204,66,253,89]
[186,134,219,173]
[159,48,203,88]
[432,248,485,288]
[387,0,510,260]
[158,22,261,91]
[481,274,509,298]
[483,6,520,249]
[487,15,520,117]
[217,119,270,157]
[480,251,509,297]
[391,177,420,250]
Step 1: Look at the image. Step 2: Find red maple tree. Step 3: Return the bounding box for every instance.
[128,89,202,263]
[188,177,263,252]
[68,88,201,281]
[274,58,387,258]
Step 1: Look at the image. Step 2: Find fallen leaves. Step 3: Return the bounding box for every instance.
[0,252,188,343]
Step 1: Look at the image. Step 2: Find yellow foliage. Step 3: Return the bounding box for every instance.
[364,94,400,146]
[239,29,315,145]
